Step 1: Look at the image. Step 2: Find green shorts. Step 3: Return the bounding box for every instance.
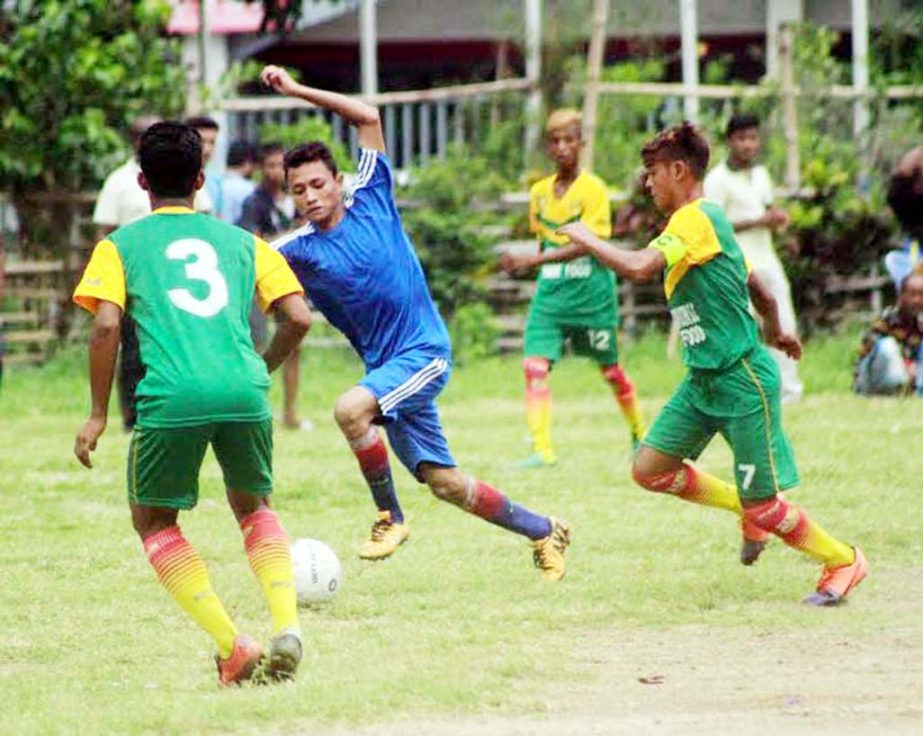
[643,347,799,501]
[127,419,273,510]
[524,311,619,366]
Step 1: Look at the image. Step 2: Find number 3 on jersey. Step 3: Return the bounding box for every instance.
[166,238,229,318]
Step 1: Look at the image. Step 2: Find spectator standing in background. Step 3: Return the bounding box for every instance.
[704,113,803,403]
[185,115,222,218]
[217,140,256,224]
[239,142,310,430]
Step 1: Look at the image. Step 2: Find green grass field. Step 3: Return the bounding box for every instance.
[2,330,922,734]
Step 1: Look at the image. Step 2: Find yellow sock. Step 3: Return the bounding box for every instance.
[679,465,742,513]
[240,509,300,637]
[524,358,555,461]
[143,526,238,658]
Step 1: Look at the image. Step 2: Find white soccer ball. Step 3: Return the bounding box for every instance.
[291,538,342,605]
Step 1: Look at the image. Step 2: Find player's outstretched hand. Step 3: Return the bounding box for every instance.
[766,330,802,360]
[260,65,300,96]
[75,416,107,469]
[556,222,594,251]
[498,252,537,273]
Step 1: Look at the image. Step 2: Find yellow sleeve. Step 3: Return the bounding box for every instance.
[580,178,611,238]
[662,205,721,265]
[254,237,304,313]
[528,182,541,235]
[73,240,126,313]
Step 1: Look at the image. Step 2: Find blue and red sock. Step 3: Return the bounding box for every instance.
[465,478,551,540]
[350,429,404,523]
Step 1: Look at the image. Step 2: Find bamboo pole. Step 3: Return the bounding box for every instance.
[581,0,609,172]
[779,23,801,192]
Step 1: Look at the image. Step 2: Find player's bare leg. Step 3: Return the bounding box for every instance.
[419,464,570,581]
[282,347,312,430]
[335,386,409,559]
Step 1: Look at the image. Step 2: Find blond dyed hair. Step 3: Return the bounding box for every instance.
[545,108,582,134]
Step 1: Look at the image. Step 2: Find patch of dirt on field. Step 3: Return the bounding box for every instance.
[320,573,923,735]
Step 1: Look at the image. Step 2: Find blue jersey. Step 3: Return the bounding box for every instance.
[275,149,451,369]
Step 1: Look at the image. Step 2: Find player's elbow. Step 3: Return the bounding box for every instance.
[289,308,312,337]
[357,105,380,127]
[624,261,659,284]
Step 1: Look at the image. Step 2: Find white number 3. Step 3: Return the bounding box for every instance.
[166,239,229,318]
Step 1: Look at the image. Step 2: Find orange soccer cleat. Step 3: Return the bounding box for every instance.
[216,634,264,687]
[803,547,869,606]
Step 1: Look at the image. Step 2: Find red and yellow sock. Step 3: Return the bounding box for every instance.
[524,357,555,461]
[143,526,237,658]
[602,364,645,441]
[240,508,300,637]
[744,496,855,568]
[634,463,742,513]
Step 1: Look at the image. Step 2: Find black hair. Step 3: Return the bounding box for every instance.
[283,141,338,176]
[259,141,285,163]
[184,115,219,131]
[725,112,760,138]
[887,170,923,237]
[139,122,202,198]
[226,140,256,167]
[641,121,710,179]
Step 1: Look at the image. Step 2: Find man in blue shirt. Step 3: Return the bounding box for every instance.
[261,65,570,580]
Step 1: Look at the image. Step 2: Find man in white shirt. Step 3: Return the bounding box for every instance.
[704,113,803,403]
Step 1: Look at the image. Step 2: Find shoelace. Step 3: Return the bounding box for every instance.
[369,519,391,542]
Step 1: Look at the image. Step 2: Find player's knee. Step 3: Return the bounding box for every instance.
[743,495,794,533]
[631,464,689,495]
[523,356,550,388]
[333,393,366,434]
[424,466,467,505]
[602,363,633,394]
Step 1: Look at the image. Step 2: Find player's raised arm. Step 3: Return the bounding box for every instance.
[557,222,666,283]
[261,65,385,153]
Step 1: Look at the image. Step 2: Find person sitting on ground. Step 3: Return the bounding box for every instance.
[854,268,923,396]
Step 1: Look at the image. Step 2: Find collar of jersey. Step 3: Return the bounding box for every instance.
[153,206,196,215]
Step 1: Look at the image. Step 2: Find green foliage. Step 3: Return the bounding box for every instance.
[449,303,500,366]
[259,116,353,172]
[0,0,186,194]
[400,146,510,325]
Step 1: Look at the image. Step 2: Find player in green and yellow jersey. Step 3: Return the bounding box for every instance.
[72,122,312,683]
[559,122,867,606]
[500,109,644,468]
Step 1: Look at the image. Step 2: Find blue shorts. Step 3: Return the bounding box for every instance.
[360,352,456,481]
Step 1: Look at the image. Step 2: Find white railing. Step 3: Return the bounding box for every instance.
[220,77,532,169]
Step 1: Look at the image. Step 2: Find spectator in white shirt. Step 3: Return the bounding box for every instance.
[704,113,803,403]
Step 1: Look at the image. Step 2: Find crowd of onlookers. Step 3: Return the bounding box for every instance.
[90,114,312,428]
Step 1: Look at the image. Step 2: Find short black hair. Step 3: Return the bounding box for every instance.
[283,141,338,176]
[887,169,923,236]
[139,122,203,198]
[726,112,760,138]
[259,141,285,163]
[642,121,710,179]
[185,115,219,131]
[226,140,256,167]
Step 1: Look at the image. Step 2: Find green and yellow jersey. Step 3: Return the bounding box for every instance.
[529,171,616,326]
[73,206,303,428]
[648,198,759,370]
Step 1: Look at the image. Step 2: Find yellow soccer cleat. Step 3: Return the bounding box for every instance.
[358,511,410,560]
[532,517,570,581]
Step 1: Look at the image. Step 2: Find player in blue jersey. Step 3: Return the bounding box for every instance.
[260,65,570,580]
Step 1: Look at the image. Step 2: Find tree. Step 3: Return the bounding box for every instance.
[0,0,186,199]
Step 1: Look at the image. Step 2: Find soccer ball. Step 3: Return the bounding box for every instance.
[291,538,342,605]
